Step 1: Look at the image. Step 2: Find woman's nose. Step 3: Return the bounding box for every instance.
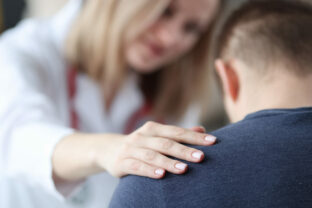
[156,22,182,49]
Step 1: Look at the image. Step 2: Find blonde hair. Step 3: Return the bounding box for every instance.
[66,0,221,122]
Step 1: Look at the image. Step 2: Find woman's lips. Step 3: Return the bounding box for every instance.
[146,42,165,57]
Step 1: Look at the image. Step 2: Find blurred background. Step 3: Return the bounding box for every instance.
[1,0,68,30]
[0,0,246,28]
[0,0,246,131]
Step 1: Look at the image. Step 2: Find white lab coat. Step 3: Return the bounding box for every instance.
[0,0,200,207]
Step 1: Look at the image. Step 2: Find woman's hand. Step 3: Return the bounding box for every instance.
[98,121,216,179]
[52,122,216,182]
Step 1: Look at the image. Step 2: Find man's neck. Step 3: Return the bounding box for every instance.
[241,73,312,120]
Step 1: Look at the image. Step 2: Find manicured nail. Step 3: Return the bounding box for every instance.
[155,169,165,176]
[205,135,217,143]
[175,163,187,170]
[192,152,203,160]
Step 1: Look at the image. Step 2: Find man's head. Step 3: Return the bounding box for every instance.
[215,0,312,122]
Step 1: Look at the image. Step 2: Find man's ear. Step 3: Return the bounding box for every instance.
[215,59,240,102]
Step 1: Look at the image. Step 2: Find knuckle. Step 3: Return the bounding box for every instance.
[179,146,191,157]
[129,160,141,172]
[144,150,157,161]
[161,139,174,150]
[174,127,187,137]
[160,157,174,169]
[128,132,142,143]
[143,121,156,131]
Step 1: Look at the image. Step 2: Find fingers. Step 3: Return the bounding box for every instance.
[121,158,165,179]
[129,147,188,174]
[139,122,216,146]
[116,122,215,179]
[135,136,205,163]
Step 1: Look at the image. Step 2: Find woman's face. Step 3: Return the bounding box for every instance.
[125,0,218,73]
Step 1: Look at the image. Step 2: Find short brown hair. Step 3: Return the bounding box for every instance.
[216,0,312,75]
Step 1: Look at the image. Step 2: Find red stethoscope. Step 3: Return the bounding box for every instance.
[66,67,164,134]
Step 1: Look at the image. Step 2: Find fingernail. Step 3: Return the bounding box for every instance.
[192,152,203,159]
[175,163,187,170]
[155,169,165,176]
[205,135,217,143]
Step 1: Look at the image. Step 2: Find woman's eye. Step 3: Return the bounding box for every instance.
[162,6,174,18]
[184,22,201,35]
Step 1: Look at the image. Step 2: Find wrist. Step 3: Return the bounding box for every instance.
[92,133,124,175]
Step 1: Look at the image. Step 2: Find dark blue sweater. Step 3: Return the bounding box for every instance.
[110,108,312,208]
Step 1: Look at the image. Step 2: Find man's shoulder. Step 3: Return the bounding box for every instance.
[197,109,312,162]
[110,109,312,208]
[207,107,312,150]
[109,174,165,208]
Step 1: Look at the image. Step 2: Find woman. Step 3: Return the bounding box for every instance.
[0,0,221,207]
